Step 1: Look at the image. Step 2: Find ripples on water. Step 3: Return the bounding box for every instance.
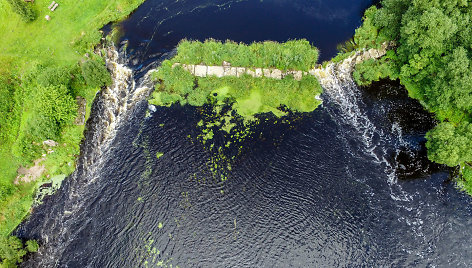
[17,0,472,267]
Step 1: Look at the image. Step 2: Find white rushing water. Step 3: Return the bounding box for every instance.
[315,53,413,202]
[33,45,156,265]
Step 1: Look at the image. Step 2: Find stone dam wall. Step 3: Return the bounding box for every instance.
[172,42,394,82]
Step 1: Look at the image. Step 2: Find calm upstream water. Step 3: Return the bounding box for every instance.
[18,0,472,267]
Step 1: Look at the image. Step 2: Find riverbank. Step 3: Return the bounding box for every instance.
[350,2,472,195]
[0,0,145,265]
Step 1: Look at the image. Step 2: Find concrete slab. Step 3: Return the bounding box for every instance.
[194,65,207,77]
[208,66,224,77]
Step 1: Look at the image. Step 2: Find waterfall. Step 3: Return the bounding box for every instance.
[20,45,156,267]
[315,53,413,202]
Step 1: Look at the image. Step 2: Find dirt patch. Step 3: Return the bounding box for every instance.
[14,158,46,184]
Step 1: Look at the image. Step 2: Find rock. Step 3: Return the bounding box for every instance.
[74,96,86,125]
[208,66,224,77]
[148,105,157,112]
[194,65,207,77]
[222,61,231,67]
[43,140,58,147]
[172,62,181,68]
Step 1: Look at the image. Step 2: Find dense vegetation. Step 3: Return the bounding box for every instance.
[352,0,472,194]
[0,0,144,266]
[173,39,319,72]
[150,40,322,123]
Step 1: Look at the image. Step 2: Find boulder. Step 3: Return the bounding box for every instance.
[43,140,58,147]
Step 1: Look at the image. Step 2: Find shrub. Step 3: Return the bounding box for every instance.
[6,0,37,22]
[81,59,112,88]
[0,236,38,267]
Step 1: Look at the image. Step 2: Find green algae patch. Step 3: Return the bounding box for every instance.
[156,152,164,159]
[233,90,263,117]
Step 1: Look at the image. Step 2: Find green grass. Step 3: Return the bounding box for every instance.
[0,0,145,241]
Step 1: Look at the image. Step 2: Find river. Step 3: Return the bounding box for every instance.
[17,0,472,267]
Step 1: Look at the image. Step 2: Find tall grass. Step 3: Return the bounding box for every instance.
[172,39,319,71]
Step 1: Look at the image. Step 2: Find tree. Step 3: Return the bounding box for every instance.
[426,122,472,167]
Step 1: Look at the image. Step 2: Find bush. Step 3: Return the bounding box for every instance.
[6,0,37,22]
[37,66,72,88]
[34,85,77,127]
[81,59,112,88]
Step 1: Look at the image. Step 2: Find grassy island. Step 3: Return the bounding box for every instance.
[351,0,472,195]
[149,39,323,122]
[0,0,144,265]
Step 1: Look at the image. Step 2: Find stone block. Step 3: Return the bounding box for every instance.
[246,68,255,77]
[207,66,224,77]
[255,68,263,78]
[194,65,207,77]
[293,71,303,81]
[225,67,238,76]
[236,67,246,77]
[183,64,195,74]
[270,69,282,79]
[263,69,271,77]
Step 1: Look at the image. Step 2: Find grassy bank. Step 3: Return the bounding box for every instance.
[0,0,145,265]
[150,39,322,128]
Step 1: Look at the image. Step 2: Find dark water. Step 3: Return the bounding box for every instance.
[118,0,375,72]
[18,0,472,267]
